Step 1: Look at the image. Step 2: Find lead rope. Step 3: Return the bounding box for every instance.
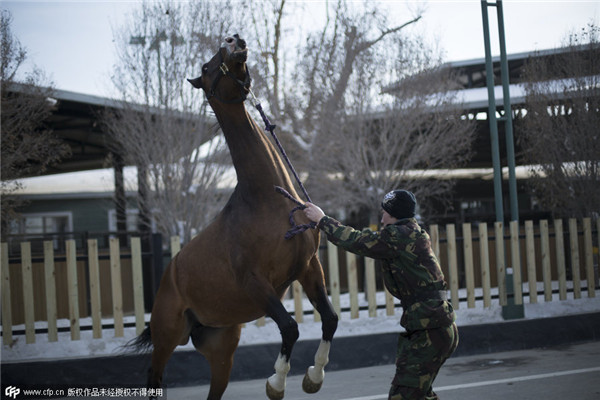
[249,89,317,239]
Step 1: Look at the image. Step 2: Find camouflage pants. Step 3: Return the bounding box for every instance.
[389,323,459,400]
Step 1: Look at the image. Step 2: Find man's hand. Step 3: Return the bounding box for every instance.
[303,202,325,223]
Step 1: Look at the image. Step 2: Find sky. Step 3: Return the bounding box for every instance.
[3,0,599,99]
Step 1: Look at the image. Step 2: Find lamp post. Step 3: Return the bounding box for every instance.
[130,30,168,104]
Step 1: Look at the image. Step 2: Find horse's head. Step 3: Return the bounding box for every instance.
[188,34,251,104]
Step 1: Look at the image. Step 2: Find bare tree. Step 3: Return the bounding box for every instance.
[106,1,241,242]
[267,1,424,152]
[103,107,231,243]
[245,0,287,118]
[242,1,476,224]
[518,23,600,219]
[1,10,70,236]
[313,38,476,224]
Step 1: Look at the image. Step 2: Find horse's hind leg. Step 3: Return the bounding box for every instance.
[147,307,186,395]
[297,255,338,394]
[191,323,242,400]
[147,266,188,395]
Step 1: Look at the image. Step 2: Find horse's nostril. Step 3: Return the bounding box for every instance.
[225,37,234,44]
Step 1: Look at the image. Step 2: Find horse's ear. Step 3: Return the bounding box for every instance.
[188,76,202,89]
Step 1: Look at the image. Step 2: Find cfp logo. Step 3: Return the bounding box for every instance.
[4,386,20,399]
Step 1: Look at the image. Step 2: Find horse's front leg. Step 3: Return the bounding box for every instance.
[298,256,339,394]
[264,294,299,400]
[243,271,299,400]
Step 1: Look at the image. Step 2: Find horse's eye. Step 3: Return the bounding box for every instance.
[202,64,208,72]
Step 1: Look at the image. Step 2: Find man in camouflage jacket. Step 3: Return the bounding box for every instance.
[303,190,458,400]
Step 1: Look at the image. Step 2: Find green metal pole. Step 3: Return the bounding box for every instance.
[482,1,524,320]
[481,0,504,223]
[496,0,519,222]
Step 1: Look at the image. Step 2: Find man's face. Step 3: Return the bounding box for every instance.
[381,210,398,228]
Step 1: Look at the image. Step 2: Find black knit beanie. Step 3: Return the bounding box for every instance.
[381,190,416,219]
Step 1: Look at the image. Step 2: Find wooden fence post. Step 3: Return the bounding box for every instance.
[365,258,377,317]
[554,219,567,300]
[43,241,58,342]
[327,241,341,318]
[525,220,538,304]
[346,252,359,319]
[313,307,321,323]
[478,223,492,308]
[582,218,595,298]
[462,223,475,308]
[21,242,35,343]
[430,224,443,310]
[131,237,146,335]
[170,236,181,257]
[446,224,459,309]
[1,242,13,346]
[494,222,507,306]
[109,238,124,337]
[87,239,102,339]
[430,224,440,259]
[539,220,553,302]
[568,218,582,299]
[509,221,523,305]
[292,280,304,323]
[66,239,80,340]
[384,285,395,316]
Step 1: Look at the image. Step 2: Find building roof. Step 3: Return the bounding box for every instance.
[7,84,212,177]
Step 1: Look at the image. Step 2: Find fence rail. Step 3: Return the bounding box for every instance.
[1,217,598,346]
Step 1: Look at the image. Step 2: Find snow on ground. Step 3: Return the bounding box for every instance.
[2,289,599,364]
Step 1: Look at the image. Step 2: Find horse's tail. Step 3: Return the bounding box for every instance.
[123,326,153,353]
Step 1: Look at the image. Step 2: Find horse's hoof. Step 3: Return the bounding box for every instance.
[266,381,285,400]
[302,368,323,394]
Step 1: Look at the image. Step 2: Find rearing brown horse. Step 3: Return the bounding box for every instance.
[133,34,338,400]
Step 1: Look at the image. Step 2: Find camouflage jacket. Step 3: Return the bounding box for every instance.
[318,216,455,331]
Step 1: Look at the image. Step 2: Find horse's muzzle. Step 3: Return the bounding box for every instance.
[231,48,248,63]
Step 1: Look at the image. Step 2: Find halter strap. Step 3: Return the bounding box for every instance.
[206,51,251,104]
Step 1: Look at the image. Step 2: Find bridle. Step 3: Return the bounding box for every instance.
[204,49,252,104]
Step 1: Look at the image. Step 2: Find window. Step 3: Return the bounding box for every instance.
[10,212,73,236]
[460,199,496,218]
[9,212,73,253]
[108,209,140,232]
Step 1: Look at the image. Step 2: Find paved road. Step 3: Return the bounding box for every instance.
[168,340,600,400]
[50,340,599,400]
